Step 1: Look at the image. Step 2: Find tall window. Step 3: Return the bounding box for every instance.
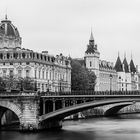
[9,70,14,77]
[39,70,41,79]
[50,71,51,80]
[3,70,6,77]
[46,71,48,80]
[42,71,44,79]
[26,70,30,77]
[42,84,44,91]
[55,72,57,80]
[18,70,22,77]
[35,70,37,78]
[38,83,40,90]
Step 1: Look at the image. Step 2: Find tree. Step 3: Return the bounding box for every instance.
[87,71,96,90]
[71,59,96,91]
[18,77,36,91]
[0,77,6,91]
[3,75,19,91]
[0,75,36,92]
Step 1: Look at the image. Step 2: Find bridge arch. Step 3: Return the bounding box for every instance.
[0,100,22,122]
[104,103,132,116]
[39,98,136,122]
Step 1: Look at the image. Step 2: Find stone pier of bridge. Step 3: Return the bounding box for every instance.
[0,93,62,131]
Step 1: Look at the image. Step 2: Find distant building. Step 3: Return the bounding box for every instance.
[77,31,140,91]
[0,16,71,92]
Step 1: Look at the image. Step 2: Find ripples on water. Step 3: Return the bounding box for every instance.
[1,114,140,140]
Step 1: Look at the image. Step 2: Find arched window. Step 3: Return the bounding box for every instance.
[22,53,25,58]
[39,70,41,79]
[46,71,48,80]
[42,71,44,79]
[7,53,10,59]
[35,70,37,78]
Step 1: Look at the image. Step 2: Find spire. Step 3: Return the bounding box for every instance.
[89,30,94,41]
[118,51,120,57]
[5,14,7,20]
[131,52,133,60]
[114,55,123,72]
[123,57,129,73]
[124,51,126,58]
[130,54,136,73]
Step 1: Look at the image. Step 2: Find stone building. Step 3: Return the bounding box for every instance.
[115,54,139,91]
[0,16,71,92]
[78,31,140,91]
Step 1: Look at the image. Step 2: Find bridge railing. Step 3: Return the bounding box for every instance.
[0,90,140,96]
[0,90,38,96]
[39,90,140,96]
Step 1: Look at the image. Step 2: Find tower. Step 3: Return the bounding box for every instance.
[84,31,100,91]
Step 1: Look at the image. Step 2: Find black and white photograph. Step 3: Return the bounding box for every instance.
[0,0,140,140]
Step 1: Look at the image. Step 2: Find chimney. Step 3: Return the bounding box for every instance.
[42,51,48,55]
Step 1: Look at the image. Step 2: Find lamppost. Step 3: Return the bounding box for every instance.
[34,77,37,92]
[47,80,50,92]
[59,79,63,92]
[109,74,113,93]
[59,79,62,92]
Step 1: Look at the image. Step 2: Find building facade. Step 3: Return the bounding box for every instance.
[0,16,71,92]
[84,31,140,91]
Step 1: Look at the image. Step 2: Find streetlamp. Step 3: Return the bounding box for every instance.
[34,78,37,92]
[47,80,50,92]
[59,79,63,92]
[109,74,113,93]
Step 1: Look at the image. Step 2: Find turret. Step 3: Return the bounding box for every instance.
[85,30,100,91]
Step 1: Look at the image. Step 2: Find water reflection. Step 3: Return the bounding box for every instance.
[1,114,140,140]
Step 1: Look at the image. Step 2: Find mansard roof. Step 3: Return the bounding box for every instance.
[114,56,123,72]
[130,59,136,73]
[99,60,115,70]
[123,57,129,73]
[75,58,86,67]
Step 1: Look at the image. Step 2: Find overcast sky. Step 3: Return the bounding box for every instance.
[0,0,140,67]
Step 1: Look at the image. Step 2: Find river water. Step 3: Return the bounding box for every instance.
[1,114,140,140]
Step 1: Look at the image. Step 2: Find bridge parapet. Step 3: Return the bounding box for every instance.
[0,90,140,97]
[39,90,140,96]
[0,91,38,97]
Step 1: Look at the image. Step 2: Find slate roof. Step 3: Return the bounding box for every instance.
[130,59,136,73]
[0,16,20,38]
[99,60,115,70]
[114,56,123,72]
[123,57,129,73]
[85,31,97,54]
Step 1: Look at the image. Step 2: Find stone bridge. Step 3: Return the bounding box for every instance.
[0,91,140,131]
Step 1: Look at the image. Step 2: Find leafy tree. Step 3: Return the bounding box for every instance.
[3,75,19,91]
[87,71,96,90]
[71,59,96,91]
[18,77,36,91]
[0,75,36,92]
[0,77,6,91]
